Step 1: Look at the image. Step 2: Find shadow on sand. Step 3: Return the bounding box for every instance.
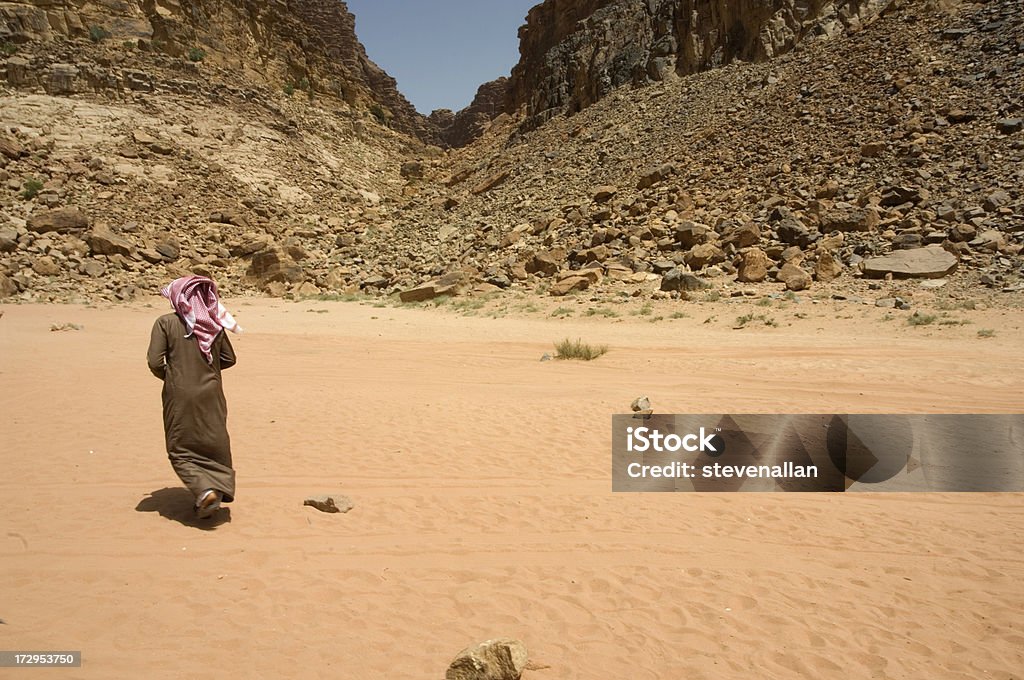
[135,487,231,530]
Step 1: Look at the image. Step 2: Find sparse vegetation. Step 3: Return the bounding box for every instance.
[21,178,44,200]
[283,82,296,96]
[702,290,721,302]
[669,311,688,319]
[554,338,608,361]
[735,313,777,328]
[122,40,136,50]
[370,104,388,124]
[187,47,206,62]
[551,306,574,317]
[584,307,619,318]
[634,303,654,316]
[977,329,996,338]
[89,25,111,43]
[907,312,937,326]
[1,41,18,56]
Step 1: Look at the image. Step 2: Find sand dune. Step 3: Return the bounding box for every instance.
[1,298,1022,678]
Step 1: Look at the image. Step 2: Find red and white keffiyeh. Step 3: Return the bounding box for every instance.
[160,276,242,363]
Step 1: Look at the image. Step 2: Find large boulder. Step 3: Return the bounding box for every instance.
[736,248,770,283]
[777,263,812,291]
[399,272,466,302]
[446,638,528,680]
[660,268,710,292]
[526,248,566,277]
[248,248,304,284]
[821,206,878,232]
[683,243,726,269]
[862,247,958,279]
[814,251,843,282]
[27,207,89,234]
[86,225,134,257]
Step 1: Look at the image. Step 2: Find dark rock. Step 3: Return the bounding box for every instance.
[660,268,710,292]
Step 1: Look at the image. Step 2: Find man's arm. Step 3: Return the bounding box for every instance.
[147,318,168,380]
[219,332,236,370]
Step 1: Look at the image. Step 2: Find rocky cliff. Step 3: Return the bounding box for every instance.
[0,0,435,141]
[429,77,512,148]
[507,0,894,129]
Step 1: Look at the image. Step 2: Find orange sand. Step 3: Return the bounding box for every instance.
[1,298,1022,678]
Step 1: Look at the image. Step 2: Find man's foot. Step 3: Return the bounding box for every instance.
[195,489,222,518]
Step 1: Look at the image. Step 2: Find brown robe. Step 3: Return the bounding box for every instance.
[147,313,237,502]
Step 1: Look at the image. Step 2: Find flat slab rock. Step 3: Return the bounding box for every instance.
[446,638,528,680]
[303,495,354,513]
[862,247,958,279]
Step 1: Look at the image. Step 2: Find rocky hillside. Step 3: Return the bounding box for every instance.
[385,0,1022,302]
[1,0,1022,307]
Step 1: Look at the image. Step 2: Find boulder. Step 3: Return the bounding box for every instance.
[592,185,617,203]
[399,272,466,302]
[683,243,725,269]
[248,248,304,284]
[86,225,134,257]
[660,268,710,292]
[526,249,565,277]
[736,248,769,283]
[470,169,510,195]
[637,163,675,189]
[0,134,26,160]
[821,207,878,232]
[776,218,817,247]
[777,263,812,291]
[27,207,89,234]
[814,251,843,282]
[862,247,958,279]
[0,273,17,298]
[674,222,709,249]
[548,274,590,296]
[31,256,61,276]
[720,221,760,249]
[446,638,528,680]
[400,160,424,179]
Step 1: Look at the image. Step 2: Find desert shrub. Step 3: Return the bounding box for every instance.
[89,25,111,43]
[907,312,937,326]
[21,178,44,200]
[554,338,608,361]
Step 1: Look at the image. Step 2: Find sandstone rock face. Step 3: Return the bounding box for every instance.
[1,0,435,143]
[508,0,892,129]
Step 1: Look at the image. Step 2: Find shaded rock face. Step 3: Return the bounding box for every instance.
[508,0,893,129]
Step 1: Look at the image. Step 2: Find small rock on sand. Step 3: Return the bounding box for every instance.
[446,638,528,680]
[630,396,651,412]
[303,495,354,513]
